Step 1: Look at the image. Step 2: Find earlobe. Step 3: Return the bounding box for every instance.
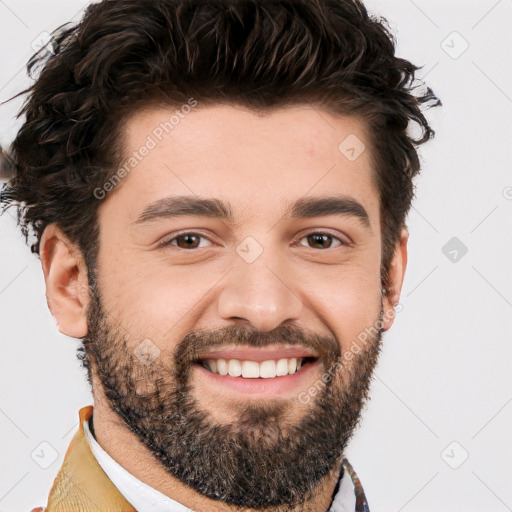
[40,224,90,338]
[381,228,409,331]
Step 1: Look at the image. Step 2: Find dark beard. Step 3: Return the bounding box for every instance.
[79,284,383,510]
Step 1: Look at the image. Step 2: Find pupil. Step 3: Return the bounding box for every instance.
[310,234,331,249]
[179,234,198,248]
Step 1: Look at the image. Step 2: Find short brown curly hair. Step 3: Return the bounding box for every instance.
[1,0,440,291]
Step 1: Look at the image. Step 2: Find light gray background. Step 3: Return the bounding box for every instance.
[1,0,511,511]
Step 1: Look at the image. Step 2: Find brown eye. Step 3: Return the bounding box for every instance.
[175,234,201,249]
[298,233,344,249]
[159,233,212,250]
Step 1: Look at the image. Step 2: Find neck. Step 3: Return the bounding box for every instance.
[91,380,342,512]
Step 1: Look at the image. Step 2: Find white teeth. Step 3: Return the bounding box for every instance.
[207,359,217,373]
[260,360,276,378]
[276,358,289,376]
[241,360,260,378]
[216,359,228,376]
[228,359,242,377]
[204,357,309,378]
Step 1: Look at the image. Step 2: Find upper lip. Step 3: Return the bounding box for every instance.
[197,345,318,362]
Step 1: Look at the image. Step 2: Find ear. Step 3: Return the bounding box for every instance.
[381,227,408,331]
[40,224,90,338]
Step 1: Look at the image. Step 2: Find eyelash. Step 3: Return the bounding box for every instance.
[158,231,350,251]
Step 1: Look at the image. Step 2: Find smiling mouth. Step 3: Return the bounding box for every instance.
[196,357,317,379]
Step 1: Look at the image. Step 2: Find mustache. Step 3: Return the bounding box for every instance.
[175,324,340,368]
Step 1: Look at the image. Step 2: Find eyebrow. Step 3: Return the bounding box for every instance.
[133,195,371,229]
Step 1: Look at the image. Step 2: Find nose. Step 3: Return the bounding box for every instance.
[217,251,304,333]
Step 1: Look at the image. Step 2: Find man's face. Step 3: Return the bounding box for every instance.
[82,104,397,507]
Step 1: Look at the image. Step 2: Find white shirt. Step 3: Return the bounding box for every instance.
[83,417,357,512]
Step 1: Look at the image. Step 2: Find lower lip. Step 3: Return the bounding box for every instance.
[193,361,318,397]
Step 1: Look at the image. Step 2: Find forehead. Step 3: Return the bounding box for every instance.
[104,103,379,226]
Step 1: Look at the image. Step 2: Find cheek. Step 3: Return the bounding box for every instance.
[96,249,217,346]
[307,265,382,354]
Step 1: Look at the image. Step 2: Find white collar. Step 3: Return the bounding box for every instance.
[83,417,356,512]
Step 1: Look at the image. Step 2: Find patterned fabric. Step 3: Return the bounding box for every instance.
[341,459,371,512]
[38,406,135,512]
[31,406,370,512]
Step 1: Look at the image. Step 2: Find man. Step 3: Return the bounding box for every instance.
[1,0,439,510]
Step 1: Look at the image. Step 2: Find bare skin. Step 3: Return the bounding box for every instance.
[40,104,408,511]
